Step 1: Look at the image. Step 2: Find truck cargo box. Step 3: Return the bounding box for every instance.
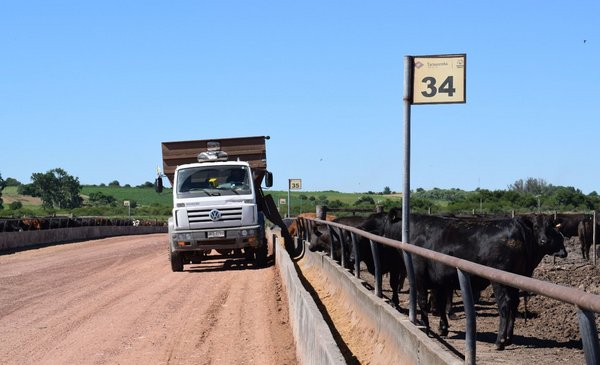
[161,136,269,185]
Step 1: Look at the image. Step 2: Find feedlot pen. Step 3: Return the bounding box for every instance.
[297,235,600,365]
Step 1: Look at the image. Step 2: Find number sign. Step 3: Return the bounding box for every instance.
[412,54,466,104]
[289,179,302,190]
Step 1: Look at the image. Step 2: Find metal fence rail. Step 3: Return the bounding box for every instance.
[299,217,600,365]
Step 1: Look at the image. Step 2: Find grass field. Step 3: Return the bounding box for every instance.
[2,185,401,217]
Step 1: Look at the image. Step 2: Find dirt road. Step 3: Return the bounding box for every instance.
[0,234,297,365]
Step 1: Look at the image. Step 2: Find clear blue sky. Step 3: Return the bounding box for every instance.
[1,1,598,194]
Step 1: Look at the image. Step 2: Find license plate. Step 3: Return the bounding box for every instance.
[207,230,225,238]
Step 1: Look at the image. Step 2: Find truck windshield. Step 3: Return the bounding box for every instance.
[176,165,252,198]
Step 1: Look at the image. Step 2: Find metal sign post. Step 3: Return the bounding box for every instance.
[403,52,467,358]
[124,200,131,218]
[288,179,302,218]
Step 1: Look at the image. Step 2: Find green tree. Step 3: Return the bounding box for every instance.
[88,192,117,206]
[383,186,392,195]
[9,201,23,210]
[29,168,83,209]
[138,181,154,188]
[4,177,21,186]
[108,180,120,187]
[354,196,375,206]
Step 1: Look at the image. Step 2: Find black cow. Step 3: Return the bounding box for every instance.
[352,211,407,308]
[553,213,590,238]
[383,210,567,350]
[578,216,598,260]
[305,213,407,308]
[307,215,368,265]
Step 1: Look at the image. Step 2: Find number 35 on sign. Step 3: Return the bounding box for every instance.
[412,54,466,105]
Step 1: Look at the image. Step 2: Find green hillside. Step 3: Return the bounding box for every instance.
[1,185,400,218]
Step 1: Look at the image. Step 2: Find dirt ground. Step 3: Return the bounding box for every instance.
[300,235,600,364]
[0,234,298,365]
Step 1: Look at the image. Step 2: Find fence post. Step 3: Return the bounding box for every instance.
[458,269,476,365]
[403,250,417,323]
[370,239,382,298]
[351,232,360,279]
[577,307,600,365]
[338,227,347,269]
[327,225,335,259]
[593,211,597,266]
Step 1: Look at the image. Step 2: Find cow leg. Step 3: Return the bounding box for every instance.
[585,243,591,261]
[417,288,431,335]
[505,288,520,347]
[389,268,400,308]
[492,284,511,350]
[446,290,459,320]
[436,288,450,337]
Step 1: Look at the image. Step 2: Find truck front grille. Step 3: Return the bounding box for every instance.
[187,207,243,225]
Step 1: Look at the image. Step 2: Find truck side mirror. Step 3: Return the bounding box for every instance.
[155,176,164,193]
[264,171,273,188]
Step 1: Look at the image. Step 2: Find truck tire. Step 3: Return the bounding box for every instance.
[255,244,268,267]
[244,247,255,261]
[169,249,184,272]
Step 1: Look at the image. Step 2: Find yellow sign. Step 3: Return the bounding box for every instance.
[412,54,466,104]
[288,179,302,190]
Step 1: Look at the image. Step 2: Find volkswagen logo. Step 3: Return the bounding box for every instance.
[209,209,221,221]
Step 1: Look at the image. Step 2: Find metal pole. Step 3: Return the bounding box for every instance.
[403,250,417,323]
[327,225,335,259]
[287,184,291,218]
[351,232,360,279]
[403,56,417,323]
[402,55,412,247]
[338,227,347,269]
[370,239,382,298]
[594,211,597,266]
[458,269,477,365]
[577,307,600,365]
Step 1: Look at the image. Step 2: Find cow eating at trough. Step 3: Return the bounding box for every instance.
[382,209,567,351]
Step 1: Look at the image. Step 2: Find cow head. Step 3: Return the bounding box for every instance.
[527,215,568,258]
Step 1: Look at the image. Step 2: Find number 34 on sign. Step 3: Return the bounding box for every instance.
[412,54,466,105]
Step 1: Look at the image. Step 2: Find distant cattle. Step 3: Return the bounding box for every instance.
[383,209,567,350]
[578,216,599,260]
[553,213,591,238]
[288,212,337,237]
[0,219,23,232]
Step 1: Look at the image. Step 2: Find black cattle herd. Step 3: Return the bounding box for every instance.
[302,209,597,351]
[0,217,162,232]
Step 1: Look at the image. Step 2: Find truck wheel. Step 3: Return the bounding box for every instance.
[255,244,268,267]
[244,247,255,261]
[169,249,184,272]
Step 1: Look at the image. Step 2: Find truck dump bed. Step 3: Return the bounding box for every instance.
[161,136,269,185]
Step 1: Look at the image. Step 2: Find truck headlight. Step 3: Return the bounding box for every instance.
[176,233,193,241]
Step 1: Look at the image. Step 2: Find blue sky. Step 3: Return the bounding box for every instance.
[1,1,598,194]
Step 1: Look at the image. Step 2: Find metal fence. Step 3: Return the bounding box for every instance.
[296,216,600,365]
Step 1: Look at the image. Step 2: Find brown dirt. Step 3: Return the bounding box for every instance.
[300,236,599,364]
[2,194,42,205]
[0,234,298,365]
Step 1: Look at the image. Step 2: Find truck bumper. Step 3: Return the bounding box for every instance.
[170,225,262,252]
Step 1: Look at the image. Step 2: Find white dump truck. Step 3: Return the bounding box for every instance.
[156,136,290,271]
